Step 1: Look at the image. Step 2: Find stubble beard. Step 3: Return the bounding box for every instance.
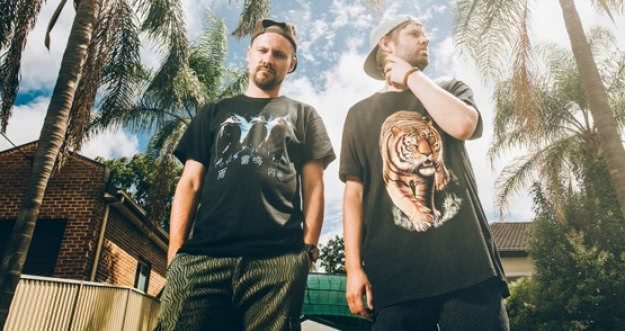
[252,67,283,91]
[397,47,429,71]
[408,53,429,71]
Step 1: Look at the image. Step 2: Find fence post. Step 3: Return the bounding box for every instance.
[66,281,84,331]
[120,288,131,331]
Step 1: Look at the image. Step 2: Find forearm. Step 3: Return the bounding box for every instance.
[168,184,200,257]
[167,160,205,264]
[343,180,364,273]
[302,160,325,246]
[303,184,323,246]
[406,71,478,140]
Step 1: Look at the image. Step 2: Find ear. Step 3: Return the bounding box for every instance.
[378,36,393,54]
[391,126,402,137]
[288,54,297,73]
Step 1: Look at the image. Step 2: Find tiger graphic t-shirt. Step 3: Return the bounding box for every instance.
[174,94,335,258]
[340,80,508,308]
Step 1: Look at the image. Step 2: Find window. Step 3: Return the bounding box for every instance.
[134,259,151,293]
[0,219,65,277]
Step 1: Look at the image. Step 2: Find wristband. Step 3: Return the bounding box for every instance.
[304,244,320,262]
[403,67,419,87]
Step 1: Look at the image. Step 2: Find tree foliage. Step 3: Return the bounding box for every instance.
[453,0,625,216]
[490,27,625,214]
[319,235,345,274]
[507,158,625,330]
[98,154,181,230]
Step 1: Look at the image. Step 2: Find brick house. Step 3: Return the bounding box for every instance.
[490,222,534,281]
[0,142,167,297]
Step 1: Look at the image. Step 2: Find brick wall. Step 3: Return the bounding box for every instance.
[1,143,166,296]
[96,208,166,296]
[0,143,106,280]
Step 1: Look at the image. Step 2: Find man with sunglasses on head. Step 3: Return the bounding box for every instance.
[155,18,335,331]
[340,16,510,330]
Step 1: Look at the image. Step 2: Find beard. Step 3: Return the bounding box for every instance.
[397,48,429,71]
[251,66,284,91]
[407,53,429,71]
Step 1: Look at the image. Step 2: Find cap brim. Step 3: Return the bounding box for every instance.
[363,45,385,80]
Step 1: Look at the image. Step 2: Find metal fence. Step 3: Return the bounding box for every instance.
[4,275,160,331]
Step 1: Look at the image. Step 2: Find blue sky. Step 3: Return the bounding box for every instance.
[1,0,621,242]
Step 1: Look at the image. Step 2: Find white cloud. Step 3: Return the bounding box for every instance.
[18,1,75,91]
[283,49,383,202]
[81,128,140,160]
[0,96,139,160]
[330,1,371,30]
[0,98,49,150]
[282,49,383,236]
[532,0,624,49]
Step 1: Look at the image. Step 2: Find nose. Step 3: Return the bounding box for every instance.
[260,51,277,65]
[418,138,431,155]
[420,36,429,46]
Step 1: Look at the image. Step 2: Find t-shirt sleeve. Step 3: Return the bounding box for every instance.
[303,107,336,169]
[445,79,483,140]
[173,104,214,167]
[339,108,363,182]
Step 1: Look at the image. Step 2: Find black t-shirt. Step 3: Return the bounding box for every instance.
[174,94,335,257]
[340,80,508,308]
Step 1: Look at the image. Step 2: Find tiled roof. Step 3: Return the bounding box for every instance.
[491,222,533,252]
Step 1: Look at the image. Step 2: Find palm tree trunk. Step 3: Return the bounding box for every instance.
[558,0,625,214]
[0,0,101,327]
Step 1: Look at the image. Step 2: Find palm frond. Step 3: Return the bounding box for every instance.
[189,14,227,100]
[453,0,531,81]
[146,154,178,227]
[232,0,270,38]
[455,1,508,79]
[96,0,145,132]
[217,69,248,101]
[496,136,578,213]
[44,0,69,49]
[172,64,207,112]
[146,117,186,158]
[140,0,189,109]
[63,0,115,154]
[510,2,540,132]
[0,0,20,47]
[490,79,539,162]
[488,127,528,164]
[0,0,45,133]
[590,0,624,23]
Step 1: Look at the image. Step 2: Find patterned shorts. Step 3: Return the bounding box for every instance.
[155,251,308,331]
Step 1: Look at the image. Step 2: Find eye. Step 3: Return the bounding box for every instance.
[273,51,288,59]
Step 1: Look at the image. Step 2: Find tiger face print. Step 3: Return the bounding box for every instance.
[380,111,450,232]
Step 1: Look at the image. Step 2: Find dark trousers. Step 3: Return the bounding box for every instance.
[155,251,309,331]
[372,278,510,331]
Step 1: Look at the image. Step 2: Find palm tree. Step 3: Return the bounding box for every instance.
[90,14,248,227]
[0,0,267,325]
[490,27,625,215]
[0,0,188,325]
[452,0,625,214]
[0,0,102,325]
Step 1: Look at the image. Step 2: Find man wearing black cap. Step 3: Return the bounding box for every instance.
[340,16,510,330]
[155,19,335,331]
